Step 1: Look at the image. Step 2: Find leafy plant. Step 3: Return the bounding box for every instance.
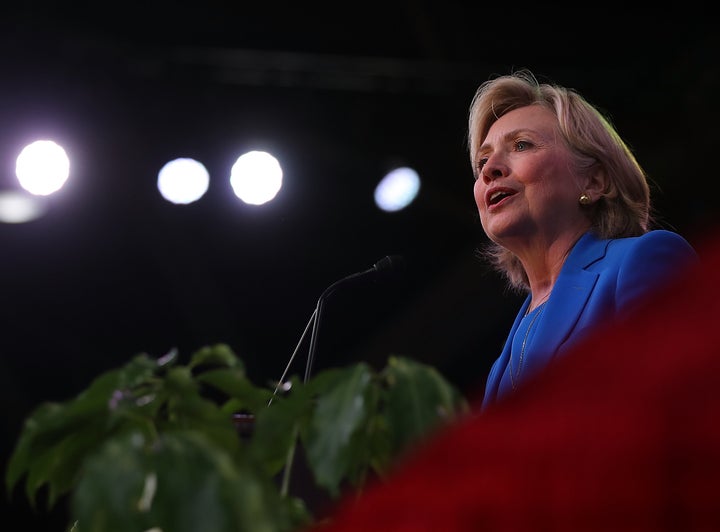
[5,344,468,531]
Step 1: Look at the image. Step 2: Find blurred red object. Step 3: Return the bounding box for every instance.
[312,229,720,531]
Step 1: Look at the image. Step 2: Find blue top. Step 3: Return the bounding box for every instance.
[482,229,699,409]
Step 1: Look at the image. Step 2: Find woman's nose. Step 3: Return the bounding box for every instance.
[481,156,507,184]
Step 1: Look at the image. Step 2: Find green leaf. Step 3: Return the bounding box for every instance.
[163,366,197,394]
[5,402,62,500]
[249,379,314,476]
[115,354,158,388]
[72,431,301,532]
[159,388,241,459]
[382,356,467,454]
[26,418,111,509]
[71,433,150,532]
[188,344,242,371]
[6,368,125,505]
[352,411,393,480]
[195,368,272,413]
[303,363,374,496]
[6,344,468,531]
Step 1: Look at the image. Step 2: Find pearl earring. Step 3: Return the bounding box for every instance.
[579,193,591,205]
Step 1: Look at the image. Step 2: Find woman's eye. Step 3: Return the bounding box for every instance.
[472,159,487,181]
[515,140,530,151]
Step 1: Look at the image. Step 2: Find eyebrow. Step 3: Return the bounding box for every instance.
[475,127,552,162]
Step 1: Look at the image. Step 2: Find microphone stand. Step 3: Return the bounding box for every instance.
[269,255,405,497]
[268,308,317,406]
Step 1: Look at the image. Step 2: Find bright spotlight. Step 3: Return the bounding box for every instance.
[15,140,70,196]
[157,158,210,204]
[230,150,283,206]
[374,166,421,212]
[0,190,47,223]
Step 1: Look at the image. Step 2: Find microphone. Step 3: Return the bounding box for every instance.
[305,254,405,383]
[269,255,405,404]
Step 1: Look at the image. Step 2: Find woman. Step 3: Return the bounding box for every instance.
[469,70,699,408]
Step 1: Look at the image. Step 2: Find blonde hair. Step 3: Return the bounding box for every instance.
[468,69,652,292]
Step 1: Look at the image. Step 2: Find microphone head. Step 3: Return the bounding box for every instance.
[372,254,405,276]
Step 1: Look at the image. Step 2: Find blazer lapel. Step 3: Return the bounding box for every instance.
[484,232,610,404]
[533,233,609,357]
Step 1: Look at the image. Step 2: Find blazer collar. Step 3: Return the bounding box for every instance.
[516,231,608,316]
[562,231,609,271]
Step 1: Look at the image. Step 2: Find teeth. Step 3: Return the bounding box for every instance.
[490,191,506,203]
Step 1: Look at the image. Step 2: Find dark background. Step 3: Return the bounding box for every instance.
[1,2,718,526]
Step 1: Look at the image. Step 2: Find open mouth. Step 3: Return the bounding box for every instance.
[487,189,515,206]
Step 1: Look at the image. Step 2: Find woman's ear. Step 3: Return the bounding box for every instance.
[585,167,615,200]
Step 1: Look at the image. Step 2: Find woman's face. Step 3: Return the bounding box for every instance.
[472,105,588,248]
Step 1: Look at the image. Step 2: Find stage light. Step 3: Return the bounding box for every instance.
[15,140,70,196]
[374,166,420,212]
[229,150,283,206]
[0,190,47,223]
[157,158,210,204]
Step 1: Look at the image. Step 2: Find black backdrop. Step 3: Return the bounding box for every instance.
[1,2,717,526]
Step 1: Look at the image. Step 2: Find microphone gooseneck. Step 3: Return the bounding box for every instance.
[269,254,405,405]
[318,254,404,301]
[303,254,404,384]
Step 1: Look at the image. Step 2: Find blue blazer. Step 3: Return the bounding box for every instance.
[482,230,699,408]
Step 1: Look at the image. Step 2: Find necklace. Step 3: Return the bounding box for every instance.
[509,301,547,391]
